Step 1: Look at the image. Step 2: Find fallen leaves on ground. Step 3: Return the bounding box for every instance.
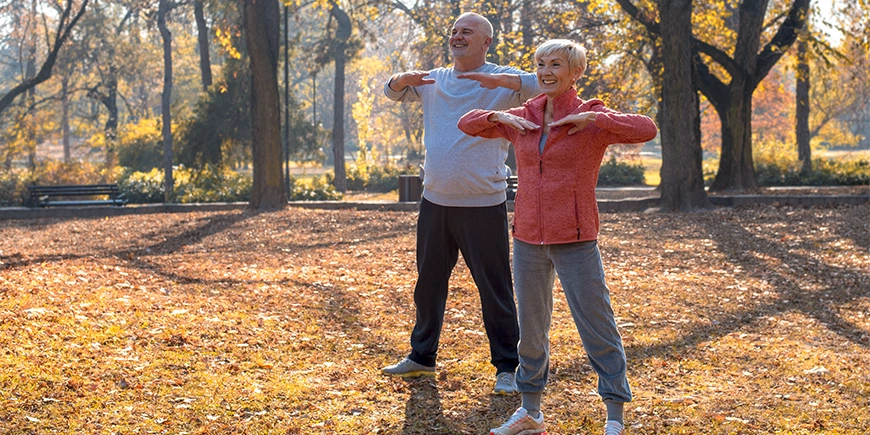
[0,203,868,434]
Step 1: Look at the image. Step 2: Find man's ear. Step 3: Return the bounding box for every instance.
[484,36,493,48]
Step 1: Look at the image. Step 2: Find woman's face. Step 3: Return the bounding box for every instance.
[536,51,581,98]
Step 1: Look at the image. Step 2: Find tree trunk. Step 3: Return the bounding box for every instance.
[710,83,757,191]
[61,76,71,162]
[617,0,809,192]
[283,3,291,196]
[158,0,174,202]
[617,0,708,209]
[329,0,351,193]
[702,0,810,191]
[446,0,461,66]
[245,0,287,210]
[26,2,37,170]
[26,0,36,99]
[194,0,213,92]
[706,0,767,191]
[657,0,710,211]
[520,0,534,62]
[105,68,119,172]
[796,26,811,174]
[645,39,664,130]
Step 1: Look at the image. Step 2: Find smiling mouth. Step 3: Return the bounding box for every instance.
[542,79,557,85]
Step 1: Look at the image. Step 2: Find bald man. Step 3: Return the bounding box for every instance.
[382,12,539,395]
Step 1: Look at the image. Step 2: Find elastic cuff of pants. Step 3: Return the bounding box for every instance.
[521,392,543,413]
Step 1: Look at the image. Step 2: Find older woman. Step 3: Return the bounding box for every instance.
[458,39,657,435]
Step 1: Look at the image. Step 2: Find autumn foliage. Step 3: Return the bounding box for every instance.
[1,204,868,434]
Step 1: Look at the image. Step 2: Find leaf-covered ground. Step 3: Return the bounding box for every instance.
[1,203,868,434]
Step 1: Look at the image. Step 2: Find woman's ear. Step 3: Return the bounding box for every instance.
[573,66,584,82]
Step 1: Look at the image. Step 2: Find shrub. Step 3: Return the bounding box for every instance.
[2,162,342,206]
[756,158,870,186]
[0,170,27,207]
[117,168,167,204]
[117,118,164,171]
[345,166,367,191]
[177,57,251,169]
[30,160,108,186]
[175,165,252,203]
[117,165,253,204]
[119,166,340,203]
[287,174,342,201]
[345,164,416,192]
[597,156,646,186]
[750,138,869,186]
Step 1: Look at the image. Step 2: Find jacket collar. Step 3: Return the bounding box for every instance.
[525,89,583,121]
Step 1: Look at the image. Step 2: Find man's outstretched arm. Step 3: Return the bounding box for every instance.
[456,72,522,91]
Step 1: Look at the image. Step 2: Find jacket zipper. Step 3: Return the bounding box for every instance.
[574,191,581,240]
[538,139,545,245]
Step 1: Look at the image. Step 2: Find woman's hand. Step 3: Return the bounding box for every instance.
[488,112,540,135]
[550,112,597,134]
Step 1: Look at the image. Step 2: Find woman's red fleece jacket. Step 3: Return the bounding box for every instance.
[458,91,658,245]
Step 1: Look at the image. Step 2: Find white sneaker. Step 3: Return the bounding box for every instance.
[489,407,546,435]
[604,420,625,435]
[493,371,518,395]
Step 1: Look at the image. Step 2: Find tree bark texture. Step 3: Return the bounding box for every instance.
[329,0,351,193]
[26,0,38,169]
[657,0,710,211]
[194,0,213,92]
[158,0,174,202]
[796,27,811,174]
[245,0,287,210]
[61,76,71,162]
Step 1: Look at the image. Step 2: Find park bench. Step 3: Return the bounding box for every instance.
[507,175,518,200]
[28,184,128,208]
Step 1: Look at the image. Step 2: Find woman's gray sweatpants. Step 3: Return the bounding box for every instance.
[513,239,632,403]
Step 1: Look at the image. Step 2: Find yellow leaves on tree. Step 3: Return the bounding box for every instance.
[215,27,241,60]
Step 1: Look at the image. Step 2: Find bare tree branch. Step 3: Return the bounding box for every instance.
[0,0,90,114]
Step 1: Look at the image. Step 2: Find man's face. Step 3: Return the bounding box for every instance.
[448,16,491,63]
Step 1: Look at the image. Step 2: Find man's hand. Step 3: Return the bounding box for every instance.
[456,72,522,91]
[550,112,597,135]
[488,112,540,135]
[389,71,435,91]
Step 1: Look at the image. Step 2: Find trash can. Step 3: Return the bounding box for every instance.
[398,175,423,202]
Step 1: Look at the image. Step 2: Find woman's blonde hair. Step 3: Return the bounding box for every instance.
[535,39,588,75]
